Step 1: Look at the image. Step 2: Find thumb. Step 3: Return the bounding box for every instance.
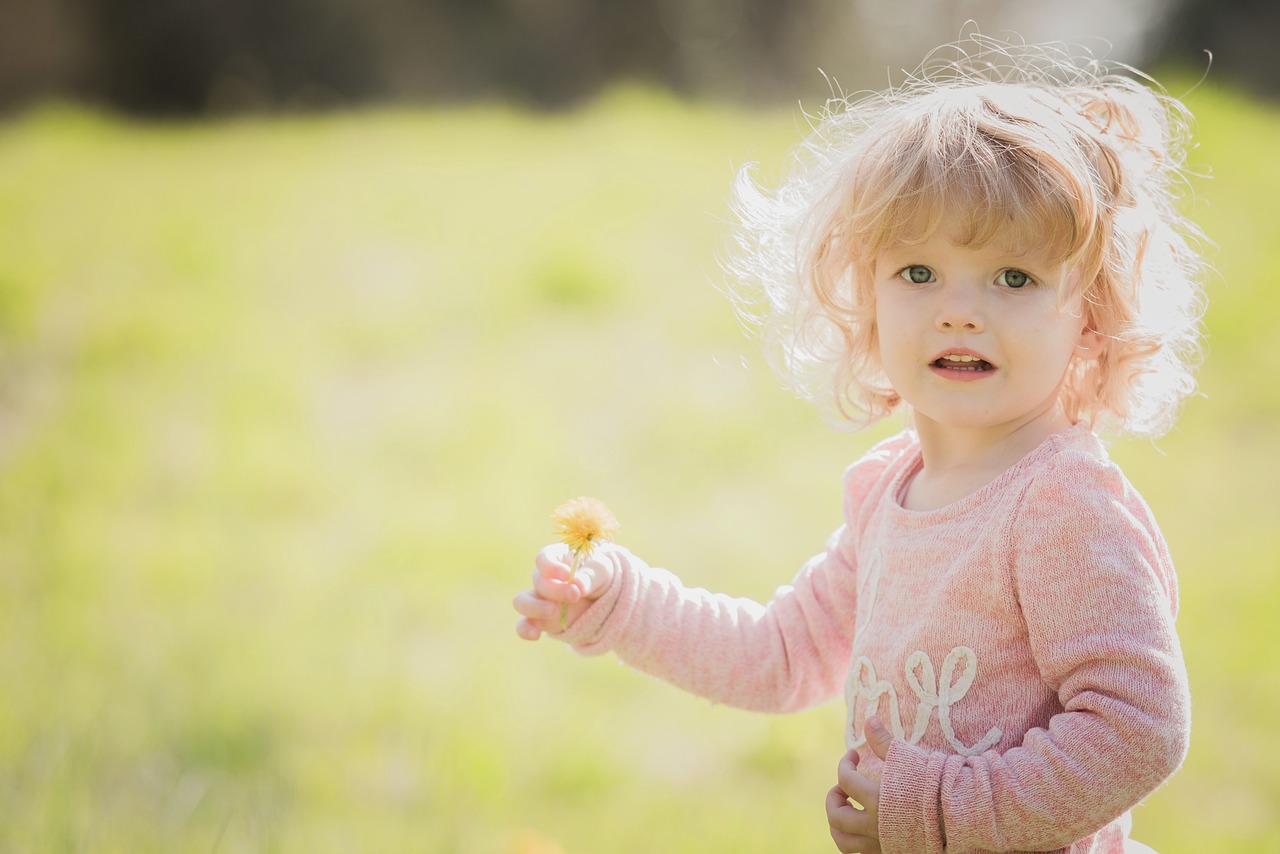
[573,556,613,600]
[864,716,895,761]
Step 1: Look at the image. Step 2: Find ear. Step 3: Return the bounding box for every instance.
[1073,323,1104,362]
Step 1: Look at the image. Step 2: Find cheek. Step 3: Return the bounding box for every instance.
[871,292,907,342]
[1018,328,1081,382]
[871,304,906,364]
[1017,302,1087,357]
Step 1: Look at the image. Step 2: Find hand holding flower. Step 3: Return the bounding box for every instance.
[513,497,620,641]
[513,544,616,640]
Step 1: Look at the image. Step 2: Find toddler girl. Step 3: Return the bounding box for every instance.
[513,38,1204,854]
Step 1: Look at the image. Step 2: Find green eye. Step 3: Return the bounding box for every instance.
[999,269,1031,288]
[905,266,933,284]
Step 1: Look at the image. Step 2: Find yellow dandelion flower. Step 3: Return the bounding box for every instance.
[551,496,620,555]
[550,496,619,628]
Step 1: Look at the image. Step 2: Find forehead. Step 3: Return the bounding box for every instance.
[874,205,1072,269]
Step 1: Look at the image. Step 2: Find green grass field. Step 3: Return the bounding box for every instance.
[0,79,1277,852]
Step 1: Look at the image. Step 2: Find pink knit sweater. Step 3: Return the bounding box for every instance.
[560,425,1190,853]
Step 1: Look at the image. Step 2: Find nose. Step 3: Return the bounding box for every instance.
[935,282,984,332]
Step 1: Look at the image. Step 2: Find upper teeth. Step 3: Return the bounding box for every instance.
[942,354,978,362]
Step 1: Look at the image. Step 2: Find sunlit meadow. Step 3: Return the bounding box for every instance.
[0,79,1277,852]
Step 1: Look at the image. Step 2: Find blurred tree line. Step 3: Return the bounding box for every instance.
[0,0,1273,116]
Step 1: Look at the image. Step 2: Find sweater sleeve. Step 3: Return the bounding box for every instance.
[876,450,1191,853]
[556,439,907,713]
[559,530,858,712]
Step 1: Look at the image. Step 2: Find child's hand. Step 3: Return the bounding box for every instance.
[826,716,894,853]
[513,544,615,641]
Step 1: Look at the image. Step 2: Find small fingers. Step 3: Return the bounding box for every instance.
[515,617,542,641]
[825,786,874,851]
[535,545,573,579]
[513,589,559,622]
[521,545,617,639]
[533,549,585,603]
[825,785,852,821]
[830,830,877,854]
[825,786,871,833]
[837,750,875,805]
[571,557,610,599]
[533,571,582,604]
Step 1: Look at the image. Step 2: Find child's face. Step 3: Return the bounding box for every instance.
[871,218,1101,437]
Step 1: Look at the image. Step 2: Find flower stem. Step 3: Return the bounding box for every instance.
[560,547,585,630]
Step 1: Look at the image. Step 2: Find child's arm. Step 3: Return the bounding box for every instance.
[872,452,1190,853]
[513,436,910,713]
[517,528,863,714]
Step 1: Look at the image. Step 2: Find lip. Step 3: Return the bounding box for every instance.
[928,347,997,382]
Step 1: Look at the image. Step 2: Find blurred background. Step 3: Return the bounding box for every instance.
[6,0,1280,114]
[1,0,1277,851]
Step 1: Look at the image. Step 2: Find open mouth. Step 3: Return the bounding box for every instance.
[932,355,994,372]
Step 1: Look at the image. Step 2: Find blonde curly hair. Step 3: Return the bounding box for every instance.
[724,37,1209,438]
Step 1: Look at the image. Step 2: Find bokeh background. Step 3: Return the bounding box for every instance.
[2,0,1278,851]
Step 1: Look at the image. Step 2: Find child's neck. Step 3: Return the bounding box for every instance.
[903,409,1073,511]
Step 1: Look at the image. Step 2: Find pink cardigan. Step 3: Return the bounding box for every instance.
[560,426,1190,853]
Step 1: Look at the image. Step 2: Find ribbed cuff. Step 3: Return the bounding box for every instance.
[878,738,946,854]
